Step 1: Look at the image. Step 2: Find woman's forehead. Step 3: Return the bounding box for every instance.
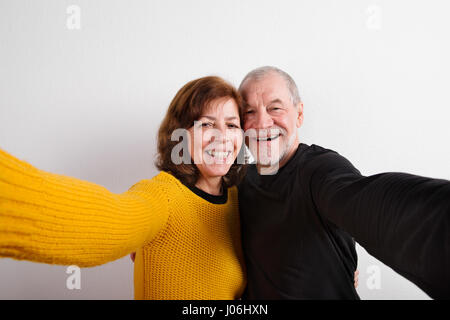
[200,98,239,117]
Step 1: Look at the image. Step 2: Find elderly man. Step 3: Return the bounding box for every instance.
[237,66,449,299]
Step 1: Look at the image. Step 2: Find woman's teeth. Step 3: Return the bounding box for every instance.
[205,150,231,158]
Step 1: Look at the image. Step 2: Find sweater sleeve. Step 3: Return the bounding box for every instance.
[0,147,169,267]
[305,145,450,299]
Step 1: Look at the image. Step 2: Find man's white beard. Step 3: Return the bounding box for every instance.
[255,131,296,174]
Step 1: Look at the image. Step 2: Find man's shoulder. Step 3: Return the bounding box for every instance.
[299,143,361,177]
[237,143,358,189]
[239,143,341,176]
[300,143,339,159]
[287,143,341,171]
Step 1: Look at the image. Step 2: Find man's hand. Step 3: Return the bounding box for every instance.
[130,252,136,262]
[354,270,359,288]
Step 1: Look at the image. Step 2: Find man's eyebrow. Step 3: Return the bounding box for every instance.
[267,98,283,106]
[244,99,284,109]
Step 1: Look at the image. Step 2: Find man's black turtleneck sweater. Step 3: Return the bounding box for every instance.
[238,143,449,299]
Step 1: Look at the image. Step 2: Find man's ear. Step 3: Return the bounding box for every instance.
[296,102,304,128]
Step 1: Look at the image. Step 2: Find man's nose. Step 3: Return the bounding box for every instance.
[254,109,274,129]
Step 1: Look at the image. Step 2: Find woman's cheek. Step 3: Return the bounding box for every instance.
[202,133,213,154]
[189,129,207,164]
[232,131,243,153]
[202,130,212,145]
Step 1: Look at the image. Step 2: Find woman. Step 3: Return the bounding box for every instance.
[0,76,247,299]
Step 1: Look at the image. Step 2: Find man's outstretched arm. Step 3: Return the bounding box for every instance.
[305,145,449,299]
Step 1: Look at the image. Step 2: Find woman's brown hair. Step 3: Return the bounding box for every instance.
[155,76,247,188]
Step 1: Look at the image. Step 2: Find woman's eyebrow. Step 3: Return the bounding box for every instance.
[200,115,238,121]
[200,115,215,120]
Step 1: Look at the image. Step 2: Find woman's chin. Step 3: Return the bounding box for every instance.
[201,164,233,178]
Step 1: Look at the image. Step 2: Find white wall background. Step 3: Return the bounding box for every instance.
[0,0,449,299]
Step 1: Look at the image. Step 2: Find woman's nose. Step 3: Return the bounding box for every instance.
[209,125,232,144]
[217,127,230,143]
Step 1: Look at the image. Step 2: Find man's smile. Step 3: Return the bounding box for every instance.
[255,133,281,142]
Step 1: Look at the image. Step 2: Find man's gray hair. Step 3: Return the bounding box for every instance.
[239,66,302,105]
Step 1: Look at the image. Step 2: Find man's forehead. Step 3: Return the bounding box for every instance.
[242,79,290,106]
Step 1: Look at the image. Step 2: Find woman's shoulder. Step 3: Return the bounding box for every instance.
[130,172,240,205]
[128,171,183,195]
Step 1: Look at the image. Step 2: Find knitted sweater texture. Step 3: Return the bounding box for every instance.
[0,148,246,299]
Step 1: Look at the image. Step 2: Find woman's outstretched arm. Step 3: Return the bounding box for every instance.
[0,147,169,267]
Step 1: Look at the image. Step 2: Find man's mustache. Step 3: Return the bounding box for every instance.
[244,127,287,139]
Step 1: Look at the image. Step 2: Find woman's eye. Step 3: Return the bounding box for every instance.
[227,124,240,129]
[201,122,213,127]
[245,110,254,114]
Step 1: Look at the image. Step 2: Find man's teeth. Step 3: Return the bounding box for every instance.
[256,134,280,141]
[205,150,232,158]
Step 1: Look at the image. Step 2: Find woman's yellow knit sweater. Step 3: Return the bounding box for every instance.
[0,148,246,299]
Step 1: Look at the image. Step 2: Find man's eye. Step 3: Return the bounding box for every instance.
[270,107,282,112]
[245,110,254,114]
